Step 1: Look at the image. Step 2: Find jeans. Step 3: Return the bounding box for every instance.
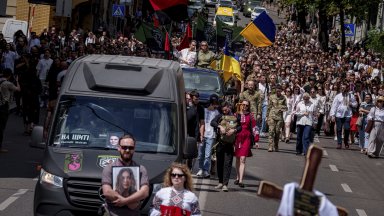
[198,137,215,172]
[358,118,369,149]
[316,114,324,135]
[296,125,312,154]
[336,117,351,145]
[260,104,268,133]
[216,142,234,185]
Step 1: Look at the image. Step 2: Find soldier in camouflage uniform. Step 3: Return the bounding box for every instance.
[239,80,262,121]
[266,85,288,152]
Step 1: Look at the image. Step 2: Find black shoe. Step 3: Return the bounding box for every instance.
[296,152,302,155]
[234,180,239,185]
[238,182,245,188]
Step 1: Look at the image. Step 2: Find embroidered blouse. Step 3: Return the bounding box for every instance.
[150,187,201,216]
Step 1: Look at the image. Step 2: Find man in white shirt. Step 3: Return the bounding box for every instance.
[258,74,269,137]
[173,40,197,68]
[1,43,19,73]
[196,94,220,178]
[329,83,358,149]
[36,49,53,107]
[28,32,41,52]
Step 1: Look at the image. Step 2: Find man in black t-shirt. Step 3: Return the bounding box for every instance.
[185,90,204,169]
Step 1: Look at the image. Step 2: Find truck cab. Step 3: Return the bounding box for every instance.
[31,55,197,215]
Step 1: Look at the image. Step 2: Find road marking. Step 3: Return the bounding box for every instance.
[197,178,210,211]
[0,189,28,211]
[341,183,352,193]
[356,209,368,216]
[323,150,328,156]
[329,164,339,172]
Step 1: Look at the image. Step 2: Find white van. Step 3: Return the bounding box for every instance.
[1,19,28,43]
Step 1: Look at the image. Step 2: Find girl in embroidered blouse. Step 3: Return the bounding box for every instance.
[150,163,201,216]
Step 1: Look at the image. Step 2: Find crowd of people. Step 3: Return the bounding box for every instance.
[183,21,384,193]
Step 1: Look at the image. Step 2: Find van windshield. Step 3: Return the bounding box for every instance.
[183,71,222,95]
[50,96,177,154]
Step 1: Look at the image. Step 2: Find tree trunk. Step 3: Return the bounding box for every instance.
[318,0,328,51]
[297,4,307,33]
[339,7,346,55]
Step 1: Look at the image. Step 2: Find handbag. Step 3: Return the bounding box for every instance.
[248,114,256,146]
[356,115,363,127]
[365,108,376,133]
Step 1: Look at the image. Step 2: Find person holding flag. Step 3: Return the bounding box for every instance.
[172,40,197,68]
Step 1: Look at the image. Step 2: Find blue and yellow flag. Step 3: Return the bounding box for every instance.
[220,41,242,82]
[240,11,276,47]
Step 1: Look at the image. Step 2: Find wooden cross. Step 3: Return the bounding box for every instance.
[257,145,348,216]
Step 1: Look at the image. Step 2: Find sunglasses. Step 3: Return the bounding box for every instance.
[120,145,135,151]
[171,173,185,178]
[378,100,384,103]
[242,104,249,106]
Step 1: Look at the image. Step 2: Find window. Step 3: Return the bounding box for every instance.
[50,96,177,154]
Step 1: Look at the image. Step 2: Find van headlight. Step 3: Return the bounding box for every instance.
[40,169,63,188]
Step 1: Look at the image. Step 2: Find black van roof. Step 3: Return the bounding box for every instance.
[61,55,182,101]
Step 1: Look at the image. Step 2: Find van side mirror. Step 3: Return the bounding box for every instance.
[225,87,237,95]
[30,126,46,149]
[183,137,197,159]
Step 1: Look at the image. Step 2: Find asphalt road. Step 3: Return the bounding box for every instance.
[1,5,383,216]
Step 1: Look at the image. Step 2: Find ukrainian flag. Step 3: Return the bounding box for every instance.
[240,11,276,47]
[221,41,242,82]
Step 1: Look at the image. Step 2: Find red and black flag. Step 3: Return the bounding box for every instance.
[150,0,188,22]
[164,32,171,59]
[178,23,192,51]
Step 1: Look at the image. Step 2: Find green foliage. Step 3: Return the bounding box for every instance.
[366,29,384,55]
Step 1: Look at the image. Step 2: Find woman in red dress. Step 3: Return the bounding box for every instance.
[234,100,256,188]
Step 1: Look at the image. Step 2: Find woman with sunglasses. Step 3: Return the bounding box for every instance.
[150,163,201,216]
[366,96,384,158]
[234,100,257,188]
[358,94,374,154]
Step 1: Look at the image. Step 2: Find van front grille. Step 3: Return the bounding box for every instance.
[66,178,102,209]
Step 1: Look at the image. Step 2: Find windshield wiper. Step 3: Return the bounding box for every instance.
[62,146,114,150]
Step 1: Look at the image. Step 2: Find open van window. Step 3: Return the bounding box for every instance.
[50,95,177,154]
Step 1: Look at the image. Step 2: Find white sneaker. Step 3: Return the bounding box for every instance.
[214,183,223,189]
[203,171,210,178]
[334,136,337,141]
[196,170,203,177]
[222,185,229,192]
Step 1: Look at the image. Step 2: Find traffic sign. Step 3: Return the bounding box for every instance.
[112,4,125,17]
[344,24,355,37]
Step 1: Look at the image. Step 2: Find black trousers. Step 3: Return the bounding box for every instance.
[0,104,9,149]
[216,142,234,186]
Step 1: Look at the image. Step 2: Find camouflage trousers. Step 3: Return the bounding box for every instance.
[268,119,283,150]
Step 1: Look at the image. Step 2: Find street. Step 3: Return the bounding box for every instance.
[0,4,383,216]
[2,106,384,215]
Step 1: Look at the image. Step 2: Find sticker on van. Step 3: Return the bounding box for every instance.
[64,153,83,173]
[60,133,90,145]
[97,155,120,168]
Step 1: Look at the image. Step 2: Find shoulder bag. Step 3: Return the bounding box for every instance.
[365,108,376,133]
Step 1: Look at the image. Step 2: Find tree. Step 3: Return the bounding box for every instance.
[366,29,384,55]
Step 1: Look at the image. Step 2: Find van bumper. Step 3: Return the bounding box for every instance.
[34,182,98,216]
